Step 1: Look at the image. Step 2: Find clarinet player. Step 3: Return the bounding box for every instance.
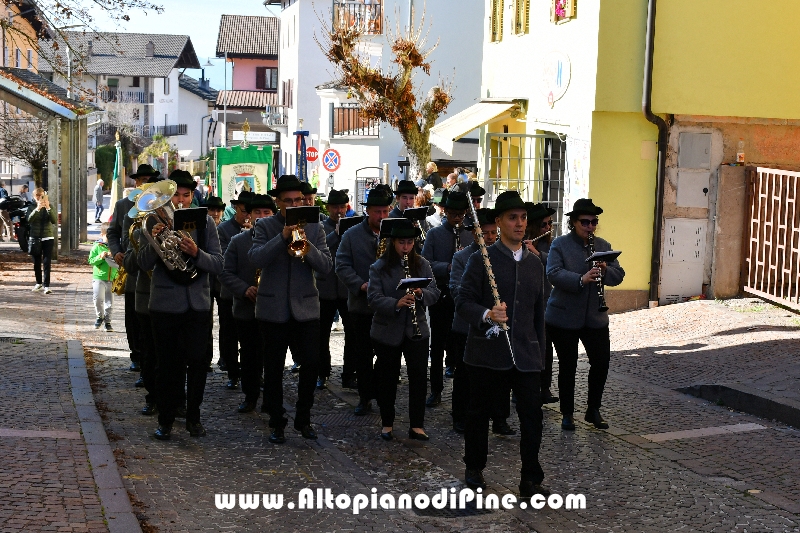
[545,198,625,431]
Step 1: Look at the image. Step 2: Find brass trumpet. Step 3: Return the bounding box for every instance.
[288,221,310,258]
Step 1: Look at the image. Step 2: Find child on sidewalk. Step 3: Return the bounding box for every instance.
[88,222,118,331]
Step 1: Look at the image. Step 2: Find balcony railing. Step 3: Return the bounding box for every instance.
[98,90,154,104]
[333,0,382,35]
[96,123,188,138]
[262,105,289,127]
[331,104,379,138]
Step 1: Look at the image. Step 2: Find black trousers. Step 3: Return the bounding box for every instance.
[217,298,239,379]
[350,312,376,403]
[124,291,141,363]
[136,312,158,405]
[319,298,354,380]
[237,318,264,405]
[428,293,454,394]
[259,319,319,429]
[374,336,428,428]
[32,239,53,287]
[151,309,210,426]
[540,333,555,392]
[547,324,611,415]
[464,365,543,484]
[451,332,510,423]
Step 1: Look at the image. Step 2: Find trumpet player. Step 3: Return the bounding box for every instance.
[545,198,624,431]
[139,170,224,440]
[421,191,474,407]
[248,175,332,444]
[218,194,275,414]
[368,222,439,441]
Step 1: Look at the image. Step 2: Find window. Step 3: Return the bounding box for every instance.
[107,78,119,87]
[133,109,140,121]
[14,48,20,68]
[490,0,504,42]
[283,79,294,108]
[256,67,279,91]
[26,49,32,69]
[164,77,170,95]
[514,0,530,34]
[132,76,140,88]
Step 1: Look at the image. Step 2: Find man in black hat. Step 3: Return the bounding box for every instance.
[218,194,275,414]
[421,191,475,406]
[248,175,332,443]
[335,186,393,415]
[389,180,417,219]
[316,189,356,390]
[468,181,485,212]
[302,182,318,207]
[204,196,225,226]
[140,169,224,440]
[108,163,160,378]
[456,190,548,499]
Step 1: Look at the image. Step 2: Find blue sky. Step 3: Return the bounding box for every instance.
[94,0,280,90]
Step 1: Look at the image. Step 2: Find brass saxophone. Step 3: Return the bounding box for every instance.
[587,232,609,312]
[402,254,423,340]
[376,237,388,259]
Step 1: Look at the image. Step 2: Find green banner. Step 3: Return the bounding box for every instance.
[215,146,273,207]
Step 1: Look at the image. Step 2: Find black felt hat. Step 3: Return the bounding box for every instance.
[526,202,556,221]
[361,186,394,206]
[469,180,486,198]
[231,190,254,206]
[325,189,349,205]
[247,194,276,212]
[493,191,526,216]
[475,208,496,226]
[379,217,414,238]
[565,198,603,217]
[444,191,469,211]
[390,224,422,239]
[203,196,225,209]
[169,169,196,190]
[302,181,318,195]
[394,180,418,196]
[268,175,305,197]
[130,164,160,180]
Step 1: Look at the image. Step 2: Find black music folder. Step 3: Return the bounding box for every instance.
[337,216,364,234]
[585,250,622,263]
[396,277,432,291]
[174,207,208,233]
[402,207,428,221]
[285,206,320,226]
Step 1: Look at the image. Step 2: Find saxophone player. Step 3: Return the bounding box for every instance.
[139,170,224,440]
[420,191,474,407]
[248,175,332,444]
[545,198,624,431]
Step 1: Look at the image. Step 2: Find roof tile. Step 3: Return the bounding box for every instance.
[216,15,279,58]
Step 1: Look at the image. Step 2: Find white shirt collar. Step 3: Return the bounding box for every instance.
[512,246,523,262]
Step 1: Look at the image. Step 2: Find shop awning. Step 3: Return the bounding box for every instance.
[429,100,519,156]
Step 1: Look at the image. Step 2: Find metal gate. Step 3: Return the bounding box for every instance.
[484,133,566,232]
[354,166,385,214]
[742,167,800,310]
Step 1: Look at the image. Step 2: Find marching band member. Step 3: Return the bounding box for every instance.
[203,195,226,372]
[139,170,223,440]
[248,175,332,443]
[421,191,474,407]
[388,180,418,219]
[368,221,439,441]
[545,198,624,430]
[218,194,275,414]
[457,190,548,498]
[335,185,393,416]
[316,189,356,390]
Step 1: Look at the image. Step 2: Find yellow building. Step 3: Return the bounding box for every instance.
[431,0,800,311]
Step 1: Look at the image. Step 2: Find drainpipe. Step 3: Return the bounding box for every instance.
[200,113,211,156]
[642,0,668,305]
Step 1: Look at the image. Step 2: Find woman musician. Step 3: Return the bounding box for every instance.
[545,198,624,431]
[367,222,440,441]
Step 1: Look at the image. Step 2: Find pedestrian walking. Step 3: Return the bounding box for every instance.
[88,222,117,331]
[93,178,104,223]
[27,188,57,294]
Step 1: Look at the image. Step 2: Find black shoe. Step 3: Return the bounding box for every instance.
[290,363,300,373]
[134,376,145,388]
[584,408,609,429]
[226,379,239,390]
[342,377,358,389]
[541,389,559,404]
[408,429,429,441]
[561,416,576,431]
[354,401,372,416]
[492,420,516,436]
[218,360,228,372]
[237,401,256,413]
[297,425,317,439]
[141,403,158,416]
[465,469,486,490]
[425,393,441,407]
[444,366,454,378]
[175,406,187,419]
[519,480,550,499]
[316,378,327,390]
[269,427,286,444]
[186,421,206,437]
[380,430,393,441]
[94,317,103,329]
[153,425,171,440]
[104,322,113,332]
[453,420,465,434]
[129,361,141,372]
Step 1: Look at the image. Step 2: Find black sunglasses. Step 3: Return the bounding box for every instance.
[578,218,599,227]
[540,220,553,228]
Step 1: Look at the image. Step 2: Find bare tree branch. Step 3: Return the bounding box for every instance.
[0,106,48,187]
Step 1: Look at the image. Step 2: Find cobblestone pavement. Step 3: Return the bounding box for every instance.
[2,246,800,532]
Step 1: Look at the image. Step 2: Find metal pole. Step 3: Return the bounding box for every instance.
[408,0,414,31]
[48,119,59,260]
[223,51,228,147]
[59,120,70,255]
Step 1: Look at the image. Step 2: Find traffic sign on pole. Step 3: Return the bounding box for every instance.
[322,149,341,172]
[306,146,319,162]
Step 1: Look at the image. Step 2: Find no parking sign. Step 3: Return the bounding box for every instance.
[322,149,341,172]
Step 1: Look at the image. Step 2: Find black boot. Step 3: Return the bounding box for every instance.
[584,408,609,429]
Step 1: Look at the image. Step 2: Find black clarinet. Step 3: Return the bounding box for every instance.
[402,254,423,340]
[587,232,609,312]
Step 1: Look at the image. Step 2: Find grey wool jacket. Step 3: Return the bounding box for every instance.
[122,228,151,315]
[545,231,625,330]
[219,229,258,321]
[456,241,546,372]
[421,219,475,291]
[335,218,379,315]
[449,242,479,335]
[107,197,137,292]
[367,257,439,346]
[216,219,244,300]
[316,217,349,301]
[248,212,332,323]
[137,215,224,313]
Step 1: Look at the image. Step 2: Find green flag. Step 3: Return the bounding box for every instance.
[215,146,273,207]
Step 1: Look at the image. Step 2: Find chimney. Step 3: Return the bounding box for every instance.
[145,41,154,57]
[199,78,209,91]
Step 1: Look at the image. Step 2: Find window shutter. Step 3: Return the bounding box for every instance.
[566,0,576,18]
[523,0,530,33]
[491,0,504,42]
[256,67,267,90]
[289,79,294,108]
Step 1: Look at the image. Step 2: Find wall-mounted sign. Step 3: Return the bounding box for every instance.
[158,99,174,104]
[539,51,571,108]
[233,131,277,143]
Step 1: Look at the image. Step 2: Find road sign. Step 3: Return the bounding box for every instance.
[322,149,341,172]
[306,146,319,162]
